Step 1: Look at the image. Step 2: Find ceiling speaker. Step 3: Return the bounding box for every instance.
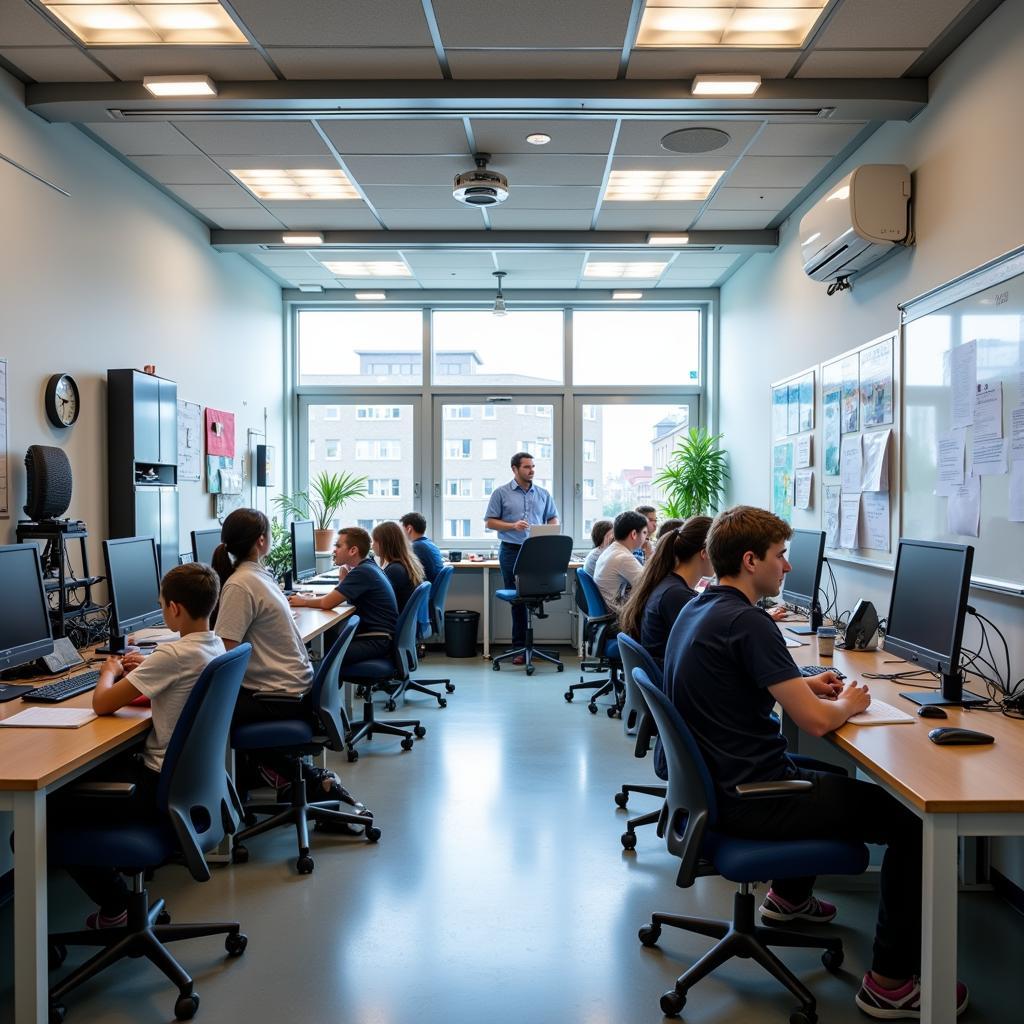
[660,128,732,154]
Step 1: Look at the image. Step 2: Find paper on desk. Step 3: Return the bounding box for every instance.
[860,429,890,492]
[935,429,965,495]
[1009,462,1024,523]
[951,340,977,429]
[131,628,179,645]
[0,707,96,728]
[794,469,813,509]
[823,485,841,548]
[860,491,890,551]
[973,382,1003,440]
[839,493,861,548]
[947,475,981,537]
[840,435,862,493]
[795,433,812,469]
[784,636,806,648]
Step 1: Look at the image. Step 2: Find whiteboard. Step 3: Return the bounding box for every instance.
[899,245,1024,597]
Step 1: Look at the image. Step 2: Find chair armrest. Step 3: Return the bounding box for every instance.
[71,781,137,798]
[250,692,306,705]
[734,780,812,798]
[587,612,617,627]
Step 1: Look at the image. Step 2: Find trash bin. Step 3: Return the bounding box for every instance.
[444,610,480,658]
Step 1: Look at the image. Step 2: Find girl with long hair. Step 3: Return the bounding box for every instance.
[371,520,425,612]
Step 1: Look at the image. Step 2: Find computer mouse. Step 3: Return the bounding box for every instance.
[928,727,995,746]
[917,706,948,719]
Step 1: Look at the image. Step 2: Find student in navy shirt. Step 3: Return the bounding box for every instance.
[400,511,444,583]
[289,526,398,665]
[664,506,966,1019]
[372,521,425,612]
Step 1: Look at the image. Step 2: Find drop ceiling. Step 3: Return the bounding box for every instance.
[0,0,1003,292]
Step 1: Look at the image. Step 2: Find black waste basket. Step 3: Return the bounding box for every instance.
[444,610,480,658]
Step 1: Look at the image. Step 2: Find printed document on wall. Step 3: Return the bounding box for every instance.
[936,430,965,495]
[860,429,890,492]
[950,340,977,429]
[839,493,861,549]
[947,475,981,537]
[840,435,862,493]
[1010,462,1024,523]
[824,485,841,548]
[1011,406,1024,461]
[795,433,812,469]
[973,382,1002,440]
[971,436,1007,476]
[860,492,890,551]
[794,470,813,510]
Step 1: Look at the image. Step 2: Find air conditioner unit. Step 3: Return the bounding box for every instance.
[799,164,912,285]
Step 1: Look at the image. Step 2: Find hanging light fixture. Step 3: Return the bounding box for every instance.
[492,270,508,317]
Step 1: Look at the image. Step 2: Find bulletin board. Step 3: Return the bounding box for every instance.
[899,245,1024,597]
[769,366,818,533]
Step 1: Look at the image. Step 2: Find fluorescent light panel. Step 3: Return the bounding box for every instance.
[297,285,323,293]
[637,2,826,47]
[584,262,668,279]
[605,170,723,202]
[231,168,360,201]
[648,234,690,245]
[282,232,324,245]
[42,2,248,45]
[355,292,387,300]
[613,291,644,300]
[322,261,411,277]
[691,74,761,96]
[143,75,216,97]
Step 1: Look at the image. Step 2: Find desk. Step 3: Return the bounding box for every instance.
[788,637,1024,1024]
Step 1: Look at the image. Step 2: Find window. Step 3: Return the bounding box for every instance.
[482,405,497,419]
[297,310,423,385]
[537,436,552,459]
[583,404,597,421]
[445,439,471,459]
[482,477,495,495]
[583,479,596,499]
[357,519,375,532]
[481,439,498,460]
[584,518,595,532]
[447,478,472,497]
[444,406,472,419]
[324,406,340,420]
[357,406,401,419]
[325,439,340,461]
[445,519,472,538]
[355,440,401,460]
[367,478,401,498]
[583,440,596,462]
[308,440,316,461]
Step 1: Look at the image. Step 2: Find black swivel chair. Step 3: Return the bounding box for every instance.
[492,534,573,675]
[564,567,624,712]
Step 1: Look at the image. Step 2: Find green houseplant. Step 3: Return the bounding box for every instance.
[263,518,293,583]
[274,470,368,551]
[655,428,729,519]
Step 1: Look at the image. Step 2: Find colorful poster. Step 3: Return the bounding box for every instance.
[205,406,236,458]
[859,337,894,427]
[772,442,794,522]
[772,385,788,439]
[823,387,841,476]
[798,372,814,432]
[823,485,841,548]
[840,354,860,434]
[787,384,800,435]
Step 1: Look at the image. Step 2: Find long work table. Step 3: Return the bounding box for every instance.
[787,634,1024,1024]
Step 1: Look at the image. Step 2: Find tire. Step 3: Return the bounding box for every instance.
[174,993,199,1021]
[225,932,248,957]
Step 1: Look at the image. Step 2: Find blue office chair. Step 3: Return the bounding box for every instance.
[230,617,380,875]
[564,568,623,712]
[343,583,430,759]
[614,635,668,850]
[632,669,868,1024]
[46,645,253,1023]
[405,566,456,707]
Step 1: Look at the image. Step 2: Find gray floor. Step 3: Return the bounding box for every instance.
[3,651,1022,1023]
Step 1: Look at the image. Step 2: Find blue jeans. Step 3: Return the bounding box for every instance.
[499,542,527,647]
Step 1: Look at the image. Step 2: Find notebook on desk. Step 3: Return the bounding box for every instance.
[0,707,97,728]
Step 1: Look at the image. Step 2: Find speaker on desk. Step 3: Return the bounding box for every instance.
[845,600,879,650]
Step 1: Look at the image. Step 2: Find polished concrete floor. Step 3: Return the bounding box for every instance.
[3,651,1022,1023]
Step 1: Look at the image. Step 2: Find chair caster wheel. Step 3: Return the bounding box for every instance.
[660,989,685,1016]
[821,947,844,972]
[231,844,249,864]
[588,703,598,714]
[156,908,172,925]
[638,923,661,947]
[621,831,637,850]
[401,737,414,751]
[365,825,382,842]
[414,725,427,738]
[607,706,617,718]
[564,691,573,702]
[49,1002,66,1024]
[49,943,67,970]
[297,855,315,874]
[445,682,455,693]
[347,749,359,763]
[174,992,199,1021]
[557,663,564,672]
[385,700,397,712]
[438,697,448,708]
[614,791,629,808]
[789,1009,817,1024]
[492,662,500,671]
[225,932,248,957]
[526,665,535,676]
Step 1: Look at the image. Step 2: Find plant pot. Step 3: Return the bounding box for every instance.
[314,528,336,553]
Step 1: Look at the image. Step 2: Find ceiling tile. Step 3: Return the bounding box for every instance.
[377,209,486,229]
[500,186,600,210]
[625,48,799,79]
[496,252,585,271]
[254,251,326,267]
[198,208,288,229]
[670,252,742,268]
[316,249,404,262]
[165,183,264,209]
[707,186,801,211]
[747,122,866,156]
[486,209,594,230]
[227,0,434,46]
[469,119,615,155]
[130,155,235,185]
[433,0,633,47]
[344,155,471,186]
[594,207,702,230]
[93,46,276,81]
[403,251,495,270]
[361,185,466,210]
[447,49,621,79]
[609,154,734,174]
[692,210,776,229]
[615,120,761,159]
[586,250,673,264]
[174,121,330,156]
[208,153,342,173]
[815,0,971,49]
[795,50,924,78]
[0,46,112,81]
[725,155,830,188]
[82,122,203,156]
[486,153,608,186]
[333,277,421,289]
[0,1,70,46]
[267,47,442,79]
[263,206,383,230]
[321,119,468,156]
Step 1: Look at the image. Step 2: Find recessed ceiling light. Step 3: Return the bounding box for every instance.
[647,234,690,246]
[355,292,387,300]
[636,2,826,48]
[584,262,668,279]
[322,261,412,278]
[613,291,644,300]
[605,170,723,202]
[691,74,761,97]
[143,75,217,97]
[282,232,324,246]
[297,284,324,293]
[526,133,551,146]
[41,1,247,46]
[231,169,360,201]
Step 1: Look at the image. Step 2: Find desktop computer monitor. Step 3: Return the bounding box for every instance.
[782,529,826,634]
[0,544,54,672]
[886,539,981,707]
[291,519,317,584]
[102,536,164,653]
[191,528,221,566]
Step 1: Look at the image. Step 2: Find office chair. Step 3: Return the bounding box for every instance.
[46,645,253,1023]
[230,616,380,875]
[492,534,573,675]
[614,635,668,851]
[563,568,623,711]
[343,583,430,760]
[405,565,456,707]
[632,669,869,1024]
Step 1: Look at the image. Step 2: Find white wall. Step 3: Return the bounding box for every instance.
[719,0,1024,881]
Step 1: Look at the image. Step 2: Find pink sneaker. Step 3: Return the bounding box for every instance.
[855,974,968,1019]
[85,909,127,930]
[760,888,837,924]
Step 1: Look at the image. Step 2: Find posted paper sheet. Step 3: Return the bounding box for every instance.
[840,435,863,493]
[947,475,981,537]
[824,485,841,548]
[951,340,977,429]
[973,382,1003,440]
[936,430,965,495]
[971,436,1008,476]
[795,433,812,469]
[1010,462,1024,523]
[860,492,890,551]
[794,469,813,510]
[860,429,890,492]
[1011,406,1024,461]
[839,493,861,549]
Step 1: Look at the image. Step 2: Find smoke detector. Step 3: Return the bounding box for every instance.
[453,153,510,207]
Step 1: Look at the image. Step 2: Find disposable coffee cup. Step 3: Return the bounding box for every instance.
[817,626,836,657]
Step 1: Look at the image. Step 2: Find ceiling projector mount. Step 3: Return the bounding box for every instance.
[453,152,510,207]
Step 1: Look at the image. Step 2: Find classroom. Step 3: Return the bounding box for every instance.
[1,2,1023,1023]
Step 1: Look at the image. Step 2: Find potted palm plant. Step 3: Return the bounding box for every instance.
[654,428,729,519]
[263,518,294,583]
[274,470,368,552]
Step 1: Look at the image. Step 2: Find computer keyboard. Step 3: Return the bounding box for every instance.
[22,669,101,703]
[800,665,847,680]
[846,699,915,725]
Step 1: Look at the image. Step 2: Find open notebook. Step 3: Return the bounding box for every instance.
[0,707,96,729]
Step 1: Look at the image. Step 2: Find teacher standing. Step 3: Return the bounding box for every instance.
[484,451,559,662]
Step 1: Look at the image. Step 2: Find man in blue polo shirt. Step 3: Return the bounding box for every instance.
[400,511,444,583]
[484,451,559,662]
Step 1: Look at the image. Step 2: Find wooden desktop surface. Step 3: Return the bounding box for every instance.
[788,635,1024,814]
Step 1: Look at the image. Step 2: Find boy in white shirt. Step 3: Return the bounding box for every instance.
[593,510,649,612]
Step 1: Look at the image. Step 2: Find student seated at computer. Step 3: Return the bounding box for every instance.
[664,506,967,1019]
[288,526,398,667]
[655,517,684,541]
[400,511,444,583]
[213,509,367,818]
[582,518,613,577]
[48,563,224,929]
[371,521,425,613]
[633,505,658,563]
[619,516,712,667]
[593,510,648,612]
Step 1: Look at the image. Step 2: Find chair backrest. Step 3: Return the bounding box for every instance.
[513,534,573,600]
[616,633,664,739]
[395,582,432,676]
[158,643,251,883]
[633,668,718,888]
[429,564,454,635]
[311,614,360,750]
[574,567,607,618]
